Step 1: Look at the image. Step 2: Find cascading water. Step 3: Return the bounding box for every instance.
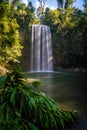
[30,24,53,72]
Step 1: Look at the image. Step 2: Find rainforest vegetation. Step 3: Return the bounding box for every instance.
[0,68,77,130]
[0,0,86,129]
[0,0,87,71]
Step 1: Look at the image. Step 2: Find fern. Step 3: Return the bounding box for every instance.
[0,68,77,130]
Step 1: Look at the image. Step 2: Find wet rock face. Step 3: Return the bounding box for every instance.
[0,66,7,76]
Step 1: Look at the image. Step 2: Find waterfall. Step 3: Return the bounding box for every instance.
[31,24,53,72]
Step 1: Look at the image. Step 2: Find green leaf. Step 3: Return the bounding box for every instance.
[10,88,16,105]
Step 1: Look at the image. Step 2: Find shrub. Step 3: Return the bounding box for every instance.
[0,69,77,130]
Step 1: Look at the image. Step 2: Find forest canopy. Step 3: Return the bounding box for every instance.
[0,0,87,71]
[0,2,23,66]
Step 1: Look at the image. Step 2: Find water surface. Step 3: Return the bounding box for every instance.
[28,72,87,129]
[28,72,87,114]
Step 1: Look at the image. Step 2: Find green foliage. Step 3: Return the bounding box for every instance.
[13,2,39,29]
[0,2,23,67]
[32,81,42,88]
[56,0,74,9]
[0,69,77,130]
[43,5,87,71]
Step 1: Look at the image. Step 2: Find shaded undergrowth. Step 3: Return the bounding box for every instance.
[0,69,77,130]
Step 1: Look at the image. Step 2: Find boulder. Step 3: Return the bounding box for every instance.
[0,65,7,77]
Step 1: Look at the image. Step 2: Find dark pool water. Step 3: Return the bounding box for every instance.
[28,72,87,130]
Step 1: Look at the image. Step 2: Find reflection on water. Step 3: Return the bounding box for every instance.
[28,72,87,119]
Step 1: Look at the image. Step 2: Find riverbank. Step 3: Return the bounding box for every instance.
[56,67,87,73]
